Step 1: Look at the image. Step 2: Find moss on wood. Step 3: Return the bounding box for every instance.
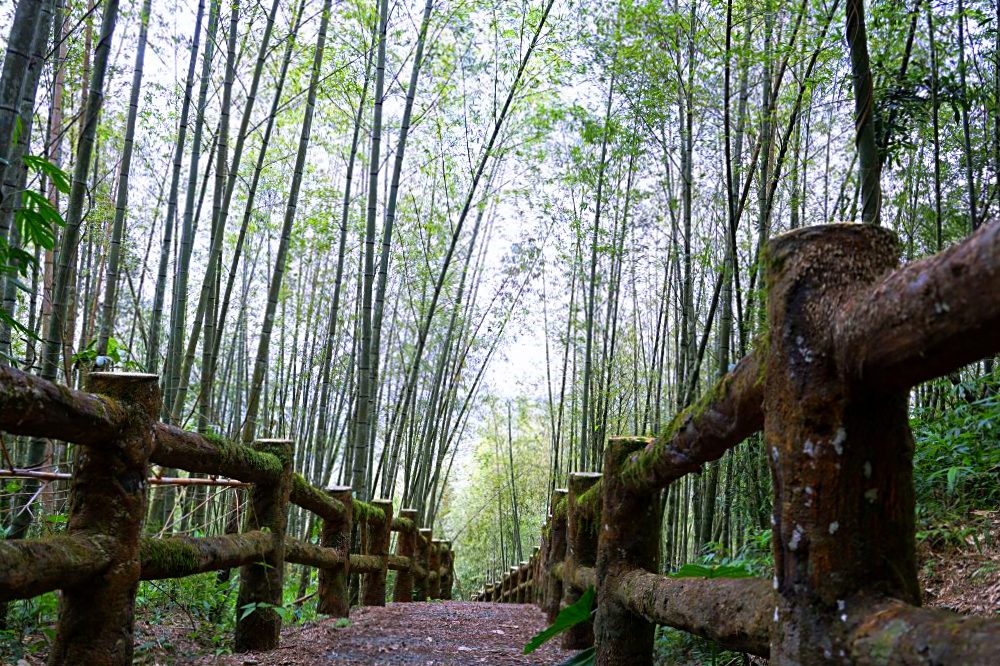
[352,498,386,524]
[139,538,200,576]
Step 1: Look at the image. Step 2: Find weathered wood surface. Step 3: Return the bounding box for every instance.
[140,532,272,580]
[836,218,1000,389]
[49,373,159,666]
[0,364,127,445]
[152,423,283,484]
[290,473,345,520]
[0,533,114,601]
[615,571,772,656]
[235,439,293,652]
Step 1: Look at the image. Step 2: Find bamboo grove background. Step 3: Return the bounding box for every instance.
[0,0,997,608]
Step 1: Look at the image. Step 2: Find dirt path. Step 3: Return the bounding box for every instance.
[189,602,577,665]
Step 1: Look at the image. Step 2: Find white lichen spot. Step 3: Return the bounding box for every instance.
[788,524,804,551]
[795,335,814,364]
[838,600,846,611]
[773,576,779,590]
[824,649,833,659]
[934,301,951,314]
[832,427,847,455]
[805,486,814,495]
[865,488,879,503]
[770,514,777,526]
[841,613,848,622]
[863,461,872,479]
[829,521,839,535]
[803,439,816,458]
[774,607,780,623]
[772,446,780,462]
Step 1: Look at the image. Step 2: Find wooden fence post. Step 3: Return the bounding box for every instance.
[428,539,443,599]
[763,225,917,662]
[416,528,431,601]
[562,472,601,649]
[362,499,393,606]
[235,438,293,652]
[48,373,159,666]
[544,489,568,622]
[594,437,661,666]
[440,540,453,599]
[531,546,541,604]
[317,485,352,616]
[518,561,529,603]
[506,566,517,602]
[393,508,418,602]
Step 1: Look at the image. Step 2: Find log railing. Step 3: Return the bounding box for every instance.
[0,367,455,665]
[474,222,1000,665]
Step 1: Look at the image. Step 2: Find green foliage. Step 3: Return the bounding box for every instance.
[912,371,1000,549]
[0,155,69,345]
[913,382,1000,514]
[0,592,59,661]
[654,625,747,666]
[239,601,296,623]
[524,585,594,655]
[71,336,134,370]
[442,397,551,596]
[688,528,773,578]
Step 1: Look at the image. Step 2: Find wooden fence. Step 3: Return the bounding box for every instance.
[474,223,1000,664]
[0,368,454,665]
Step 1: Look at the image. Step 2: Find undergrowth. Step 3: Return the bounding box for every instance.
[912,372,1000,551]
[0,568,321,662]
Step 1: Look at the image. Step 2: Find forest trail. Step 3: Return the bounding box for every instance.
[183,602,575,665]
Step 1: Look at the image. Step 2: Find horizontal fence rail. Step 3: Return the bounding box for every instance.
[0,368,455,665]
[474,222,1000,665]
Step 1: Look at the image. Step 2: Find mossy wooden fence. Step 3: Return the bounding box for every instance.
[0,368,454,665]
[474,223,1000,664]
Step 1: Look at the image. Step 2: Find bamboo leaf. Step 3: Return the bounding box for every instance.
[523,586,594,654]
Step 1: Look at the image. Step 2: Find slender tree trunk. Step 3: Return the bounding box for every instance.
[352,0,390,499]
[367,0,435,498]
[846,0,881,225]
[164,0,220,419]
[581,71,615,471]
[928,6,942,251]
[146,0,206,372]
[242,0,332,442]
[0,0,44,191]
[199,0,240,433]
[14,0,120,547]
[956,0,979,232]
[95,0,152,358]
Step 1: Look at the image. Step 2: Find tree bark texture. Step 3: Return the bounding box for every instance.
[139,531,271,580]
[764,224,915,662]
[543,489,568,622]
[562,472,600,649]
[361,499,393,605]
[317,486,352,616]
[392,508,418,602]
[48,373,159,666]
[235,439,293,652]
[593,438,661,666]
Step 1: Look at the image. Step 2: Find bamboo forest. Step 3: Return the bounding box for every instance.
[0,0,997,662]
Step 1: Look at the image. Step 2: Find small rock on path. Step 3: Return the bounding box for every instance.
[195,601,577,665]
